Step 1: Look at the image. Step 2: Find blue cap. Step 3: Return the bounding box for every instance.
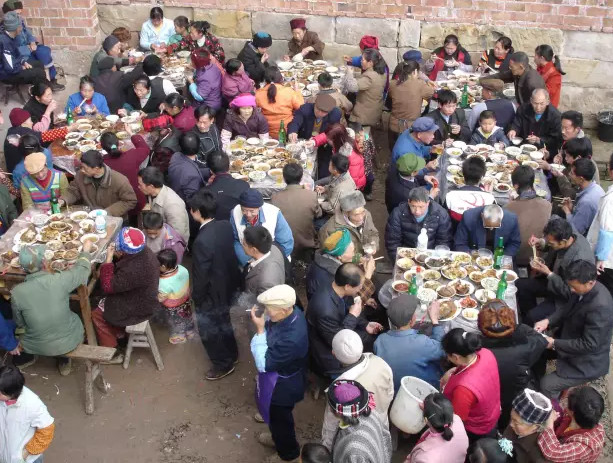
[412,117,439,133]
[402,50,423,62]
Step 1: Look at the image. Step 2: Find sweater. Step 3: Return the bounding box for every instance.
[65,92,110,117]
[139,18,176,50]
[255,84,304,139]
[537,61,562,108]
[331,413,393,463]
[221,71,255,102]
[159,265,190,308]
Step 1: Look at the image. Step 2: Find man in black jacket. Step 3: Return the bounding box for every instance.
[93,57,143,114]
[203,151,250,221]
[426,89,471,146]
[535,260,613,399]
[488,51,546,106]
[189,190,241,381]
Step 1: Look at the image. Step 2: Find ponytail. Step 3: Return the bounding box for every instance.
[535,44,565,75]
[442,328,482,356]
[100,132,122,159]
[267,84,277,104]
[423,393,455,442]
[397,60,419,85]
[264,66,282,104]
[553,55,565,75]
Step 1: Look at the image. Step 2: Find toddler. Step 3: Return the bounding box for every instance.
[470,110,510,147]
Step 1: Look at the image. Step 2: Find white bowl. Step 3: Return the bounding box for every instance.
[452,141,467,149]
[277,61,294,71]
[105,115,119,123]
[530,151,545,161]
[291,53,304,63]
[505,146,521,156]
[325,66,339,73]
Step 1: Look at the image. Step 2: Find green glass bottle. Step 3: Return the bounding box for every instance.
[493,236,504,270]
[278,119,287,146]
[66,107,74,125]
[409,275,418,295]
[496,271,508,299]
[460,84,469,108]
[50,189,60,215]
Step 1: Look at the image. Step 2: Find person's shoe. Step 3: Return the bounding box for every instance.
[364,193,373,201]
[50,79,65,92]
[14,354,37,370]
[233,358,239,365]
[257,432,275,448]
[205,366,235,381]
[265,454,299,463]
[254,412,264,423]
[57,358,72,376]
[101,353,124,365]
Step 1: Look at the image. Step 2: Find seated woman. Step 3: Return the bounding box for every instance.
[23,80,56,130]
[155,93,196,134]
[19,151,69,210]
[479,36,513,75]
[142,54,177,96]
[534,44,564,108]
[111,26,132,54]
[188,48,223,112]
[65,75,110,117]
[255,66,303,139]
[285,17,324,61]
[188,21,225,64]
[237,32,272,86]
[89,34,136,78]
[426,89,471,146]
[220,93,269,147]
[167,15,189,46]
[139,7,175,53]
[221,58,255,103]
[122,74,167,118]
[427,34,473,81]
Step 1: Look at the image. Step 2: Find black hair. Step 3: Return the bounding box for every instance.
[479,110,496,122]
[347,121,363,135]
[79,75,95,90]
[300,443,331,463]
[573,157,596,182]
[330,153,349,174]
[194,105,216,121]
[362,48,387,75]
[157,248,178,269]
[462,157,486,186]
[535,44,565,75]
[188,190,217,219]
[568,386,604,429]
[173,15,189,29]
[243,225,273,254]
[437,89,458,106]
[396,60,420,85]
[467,438,508,463]
[206,151,230,174]
[564,137,592,160]
[561,110,583,129]
[150,6,164,20]
[225,58,243,75]
[138,166,165,188]
[543,217,573,242]
[496,36,514,54]
[100,132,122,159]
[511,165,535,194]
[29,80,52,99]
[179,131,200,156]
[423,393,455,441]
[610,152,613,172]
[81,150,104,168]
[165,92,185,110]
[317,72,334,88]
[264,66,283,104]
[442,328,482,356]
[565,259,597,284]
[18,134,42,158]
[509,51,530,67]
[0,365,25,400]
[191,21,211,36]
[334,263,363,288]
[444,34,459,46]
[143,54,163,76]
[142,211,164,230]
[133,74,152,90]
[282,163,303,185]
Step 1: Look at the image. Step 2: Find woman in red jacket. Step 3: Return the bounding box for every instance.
[311,123,366,189]
[535,45,564,108]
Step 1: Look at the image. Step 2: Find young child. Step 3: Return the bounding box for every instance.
[348,122,375,200]
[300,443,331,463]
[168,16,190,45]
[157,249,195,344]
[469,110,510,147]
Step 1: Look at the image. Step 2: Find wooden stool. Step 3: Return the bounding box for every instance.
[123,320,164,371]
[65,344,116,415]
[1,82,27,105]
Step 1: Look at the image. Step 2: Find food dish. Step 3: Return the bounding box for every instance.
[14,227,37,245]
[70,211,89,221]
[452,253,471,265]
[496,269,518,282]
[522,160,539,170]
[425,256,451,269]
[469,271,483,283]
[460,296,478,309]
[450,279,474,296]
[115,131,129,140]
[475,289,495,303]
[441,265,467,280]
[423,270,441,281]
[476,256,493,269]
[31,214,49,227]
[414,253,429,264]
[424,281,443,291]
[439,299,461,321]
[494,183,511,193]
[462,308,479,321]
[397,248,418,259]
[403,266,425,280]
[437,285,456,298]
[481,277,500,291]
[392,280,409,293]
[396,257,415,270]
[417,288,437,304]
[80,233,99,245]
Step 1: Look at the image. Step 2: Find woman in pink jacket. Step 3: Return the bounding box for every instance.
[221,58,255,103]
[312,123,366,189]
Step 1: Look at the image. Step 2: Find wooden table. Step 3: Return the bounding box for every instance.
[0,207,123,346]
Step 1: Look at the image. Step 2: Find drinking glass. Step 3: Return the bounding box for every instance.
[501,255,513,270]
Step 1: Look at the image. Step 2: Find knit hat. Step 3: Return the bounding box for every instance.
[2,0,22,13]
[289,18,306,30]
[480,78,504,94]
[97,56,116,71]
[19,244,46,274]
[102,35,120,53]
[339,191,365,212]
[396,153,425,176]
[359,35,379,51]
[252,32,272,49]
[478,299,517,338]
[322,229,352,257]
[327,380,371,419]
[24,152,47,175]
[403,50,423,62]
[411,117,439,133]
[239,189,264,208]
[257,284,296,309]
[230,93,256,108]
[314,93,336,113]
[332,329,363,365]
[9,107,30,127]
[3,11,20,32]
[512,389,552,425]
[115,227,146,254]
[387,293,419,327]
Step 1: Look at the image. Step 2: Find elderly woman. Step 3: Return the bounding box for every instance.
[139,7,175,52]
[19,151,68,210]
[89,34,136,78]
[250,284,308,463]
[188,20,224,64]
[284,17,324,62]
[220,93,269,147]
[123,74,167,117]
[221,58,255,102]
[326,379,392,463]
[65,75,110,117]
[188,48,223,111]
[534,44,564,108]
[427,34,473,80]
[480,36,514,74]
[502,389,553,462]
[441,328,501,443]
[237,32,272,86]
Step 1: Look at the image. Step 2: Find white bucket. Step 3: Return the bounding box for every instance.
[390,376,438,434]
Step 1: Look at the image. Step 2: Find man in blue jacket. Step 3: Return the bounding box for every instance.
[0,11,45,86]
[287,93,340,142]
[391,116,440,164]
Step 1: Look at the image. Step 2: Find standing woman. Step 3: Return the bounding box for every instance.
[23,80,57,131]
[237,32,272,86]
[139,7,176,53]
[191,105,221,162]
[427,34,473,81]
[220,93,269,147]
[480,37,514,74]
[387,60,435,150]
[441,328,501,444]
[534,45,564,108]
[65,75,110,117]
[221,59,255,102]
[285,18,324,62]
[189,20,225,64]
[188,48,223,112]
[255,66,304,140]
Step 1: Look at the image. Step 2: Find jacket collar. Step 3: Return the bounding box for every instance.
[82,165,111,187]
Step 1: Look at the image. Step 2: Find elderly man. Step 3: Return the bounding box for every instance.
[11,241,94,375]
[468,79,516,131]
[535,260,613,399]
[230,189,294,267]
[137,166,190,241]
[288,93,341,143]
[391,116,440,164]
[89,34,135,78]
[386,187,452,261]
[314,154,356,219]
[454,204,521,256]
[19,151,69,211]
[250,284,308,463]
[507,88,562,154]
[488,51,546,105]
[63,150,137,218]
[562,158,605,236]
[517,218,595,325]
[445,156,495,223]
[319,191,378,256]
[242,226,286,297]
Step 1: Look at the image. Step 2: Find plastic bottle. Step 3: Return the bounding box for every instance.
[95,215,106,235]
[417,228,428,252]
[415,267,423,288]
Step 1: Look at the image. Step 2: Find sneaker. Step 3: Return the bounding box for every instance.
[257,432,275,448]
[50,80,65,92]
[57,358,72,376]
[254,412,264,423]
[205,366,235,381]
[364,193,373,201]
[101,353,124,365]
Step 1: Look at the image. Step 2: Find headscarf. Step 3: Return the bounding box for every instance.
[230,93,256,108]
[19,244,46,274]
[322,229,351,257]
[115,227,146,254]
[359,35,379,51]
[327,379,371,419]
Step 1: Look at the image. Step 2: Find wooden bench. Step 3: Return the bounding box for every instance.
[65,344,116,415]
[123,320,164,371]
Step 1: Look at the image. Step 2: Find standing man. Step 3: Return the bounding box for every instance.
[189,191,240,380]
[203,151,249,221]
[488,51,546,106]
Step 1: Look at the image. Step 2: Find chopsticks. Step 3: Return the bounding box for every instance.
[552,196,574,202]
[78,98,87,109]
[532,245,538,261]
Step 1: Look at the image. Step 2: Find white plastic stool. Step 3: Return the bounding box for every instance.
[122,320,164,370]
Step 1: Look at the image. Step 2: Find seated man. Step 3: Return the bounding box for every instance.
[468,78,515,131]
[504,165,552,267]
[445,156,495,223]
[536,260,613,399]
[142,211,186,264]
[319,191,379,256]
[230,189,293,267]
[287,93,341,143]
[137,166,190,241]
[507,88,562,154]
[93,56,144,114]
[203,150,249,221]
[306,72,353,120]
[469,110,510,147]
[426,89,472,146]
[454,204,521,256]
[391,116,439,163]
[561,158,604,236]
[386,187,452,261]
[63,150,137,219]
[517,217,594,325]
[314,153,356,218]
[242,226,286,297]
[385,153,436,213]
[19,151,69,211]
[374,294,445,393]
[0,12,46,87]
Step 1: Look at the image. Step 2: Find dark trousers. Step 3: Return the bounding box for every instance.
[362,172,375,196]
[1,60,46,85]
[316,145,333,180]
[516,277,556,324]
[598,267,613,298]
[195,302,238,371]
[269,403,300,461]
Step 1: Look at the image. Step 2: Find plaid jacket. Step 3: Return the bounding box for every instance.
[166,34,225,63]
[538,415,605,463]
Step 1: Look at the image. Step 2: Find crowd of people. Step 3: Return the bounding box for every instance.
[0,4,612,463]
